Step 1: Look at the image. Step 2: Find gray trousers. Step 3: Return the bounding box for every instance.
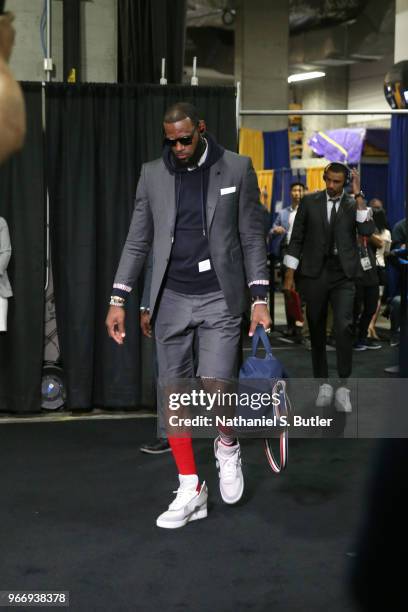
[154,289,242,436]
[155,288,242,379]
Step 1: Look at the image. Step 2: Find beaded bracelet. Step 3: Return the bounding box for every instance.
[109,296,125,307]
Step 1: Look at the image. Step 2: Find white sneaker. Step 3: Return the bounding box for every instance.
[315,383,334,408]
[214,437,244,504]
[335,387,352,413]
[156,475,208,529]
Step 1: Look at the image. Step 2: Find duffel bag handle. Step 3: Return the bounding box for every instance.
[252,324,273,357]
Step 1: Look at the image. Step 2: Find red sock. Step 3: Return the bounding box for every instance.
[168,436,198,478]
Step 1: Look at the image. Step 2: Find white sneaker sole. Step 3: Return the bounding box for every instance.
[156,504,208,529]
[139,447,171,455]
[315,396,333,408]
[220,478,244,505]
[335,401,352,413]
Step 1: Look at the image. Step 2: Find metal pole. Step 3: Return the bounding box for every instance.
[240,109,408,116]
[42,83,50,292]
[43,0,52,290]
[399,169,408,378]
[45,0,52,83]
[235,80,241,146]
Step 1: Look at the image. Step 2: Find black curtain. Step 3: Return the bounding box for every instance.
[46,83,142,410]
[118,0,187,84]
[0,83,45,413]
[45,83,236,410]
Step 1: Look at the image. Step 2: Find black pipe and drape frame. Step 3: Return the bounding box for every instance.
[0,82,237,414]
[118,0,186,84]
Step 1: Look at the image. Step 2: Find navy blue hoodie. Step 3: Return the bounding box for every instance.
[162,133,225,294]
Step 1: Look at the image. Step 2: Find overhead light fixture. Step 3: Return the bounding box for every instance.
[222,9,235,25]
[288,71,326,83]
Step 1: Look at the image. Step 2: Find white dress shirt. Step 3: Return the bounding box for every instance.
[326,191,343,220]
[283,191,369,270]
[286,205,298,244]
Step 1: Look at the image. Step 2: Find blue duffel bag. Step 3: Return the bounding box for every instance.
[239,325,290,473]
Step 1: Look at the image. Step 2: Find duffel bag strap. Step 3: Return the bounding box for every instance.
[264,379,290,474]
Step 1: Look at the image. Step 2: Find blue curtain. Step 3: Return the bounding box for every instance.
[263,130,290,170]
[387,116,408,229]
[361,163,388,209]
[365,128,389,154]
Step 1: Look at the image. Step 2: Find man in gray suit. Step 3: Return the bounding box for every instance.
[106,102,271,529]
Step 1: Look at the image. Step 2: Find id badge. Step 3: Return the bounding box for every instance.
[360,256,372,271]
[198,259,211,273]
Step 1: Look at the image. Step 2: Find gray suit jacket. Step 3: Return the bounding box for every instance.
[0,217,12,298]
[114,150,268,317]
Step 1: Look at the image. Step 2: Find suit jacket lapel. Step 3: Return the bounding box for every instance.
[337,193,350,221]
[206,159,224,232]
[320,192,329,231]
[161,163,176,233]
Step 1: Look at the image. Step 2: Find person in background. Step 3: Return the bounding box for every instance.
[284,163,374,412]
[387,216,407,349]
[353,232,383,351]
[0,11,26,164]
[0,215,12,331]
[391,216,406,251]
[367,201,391,340]
[269,182,305,342]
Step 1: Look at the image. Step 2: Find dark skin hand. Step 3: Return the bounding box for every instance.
[140,311,152,338]
[248,304,272,337]
[107,304,272,340]
[105,306,126,345]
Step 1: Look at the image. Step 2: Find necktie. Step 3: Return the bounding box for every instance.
[328,199,339,254]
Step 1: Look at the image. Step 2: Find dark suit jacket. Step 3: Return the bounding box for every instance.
[286,190,374,279]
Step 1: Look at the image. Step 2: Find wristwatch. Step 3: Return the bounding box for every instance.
[353,190,365,199]
[140,307,150,314]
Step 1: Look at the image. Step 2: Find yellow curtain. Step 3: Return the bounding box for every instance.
[306,167,326,192]
[256,170,274,211]
[239,127,264,172]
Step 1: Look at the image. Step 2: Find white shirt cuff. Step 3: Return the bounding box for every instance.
[283,254,299,270]
[356,209,370,223]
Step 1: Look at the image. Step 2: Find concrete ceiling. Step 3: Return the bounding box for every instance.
[187,0,371,31]
[186,0,395,74]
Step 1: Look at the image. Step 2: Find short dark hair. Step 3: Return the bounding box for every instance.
[373,208,389,232]
[325,162,348,179]
[369,198,383,207]
[163,102,200,126]
[290,182,305,190]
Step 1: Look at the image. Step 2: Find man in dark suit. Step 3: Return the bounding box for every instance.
[283,162,373,412]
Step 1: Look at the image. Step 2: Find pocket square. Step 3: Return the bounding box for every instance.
[220,186,236,195]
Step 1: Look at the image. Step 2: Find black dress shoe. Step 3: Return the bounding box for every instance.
[140,438,171,454]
